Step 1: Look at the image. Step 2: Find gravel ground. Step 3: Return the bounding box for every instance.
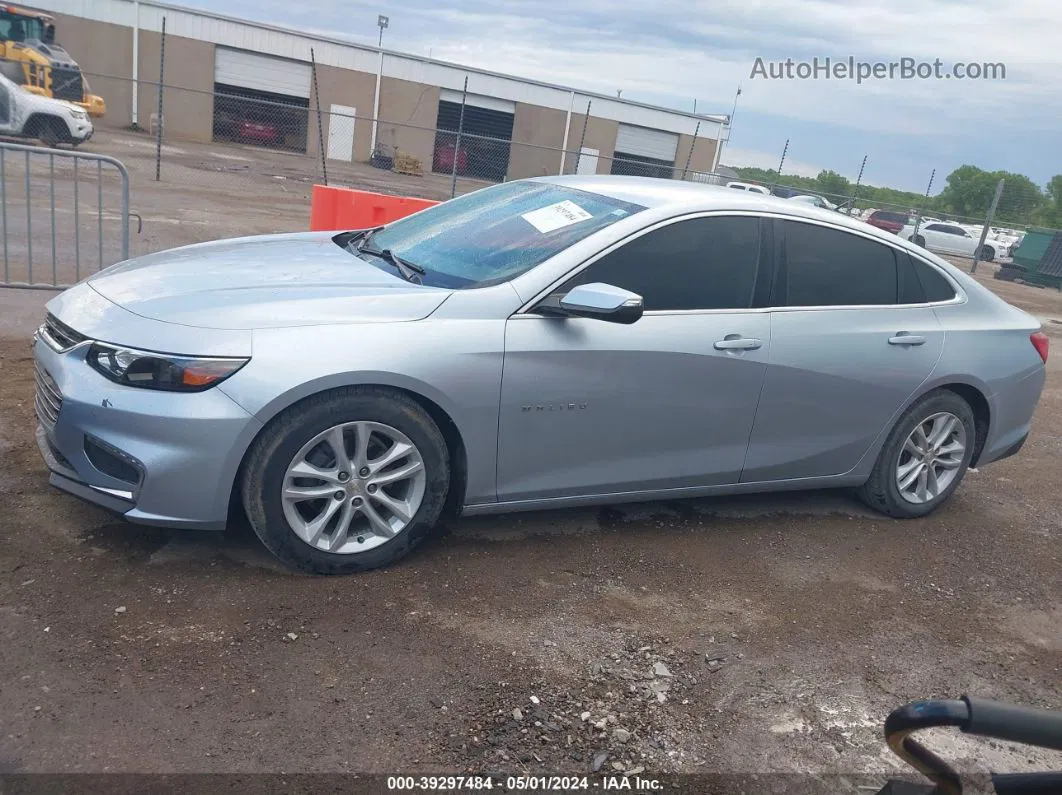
[0,170,1061,790]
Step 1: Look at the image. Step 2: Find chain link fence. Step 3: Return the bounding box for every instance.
[7,56,1062,287]
[81,69,724,195]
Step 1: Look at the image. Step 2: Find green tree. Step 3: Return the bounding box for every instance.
[938,165,998,217]
[814,170,850,198]
[1047,175,1062,205]
[994,171,1044,224]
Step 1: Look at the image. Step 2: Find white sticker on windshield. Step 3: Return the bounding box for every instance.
[521,200,593,233]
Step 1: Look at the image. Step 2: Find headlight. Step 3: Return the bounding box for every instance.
[87,343,248,392]
[68,108,88,121]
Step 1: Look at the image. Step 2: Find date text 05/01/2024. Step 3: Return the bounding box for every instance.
[385,775,663,791]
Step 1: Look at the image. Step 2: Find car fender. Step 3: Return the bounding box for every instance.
[215,368,482,514]
[844,368,994,481]
[233,369,470,435]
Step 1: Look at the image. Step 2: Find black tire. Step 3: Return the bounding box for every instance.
[979,245,995,262]
[241,386,450,574]
[995,266,1025,282]
[36,117,65,148]
[857,389,976,519]
[913,235,926,247]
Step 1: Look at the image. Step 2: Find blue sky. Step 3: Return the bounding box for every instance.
[180,0,1059,194]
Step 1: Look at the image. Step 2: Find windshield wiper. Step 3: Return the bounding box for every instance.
[354,229,426,284]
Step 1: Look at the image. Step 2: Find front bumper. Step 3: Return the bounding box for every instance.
[70,121,93,143]
[32,333,262,529]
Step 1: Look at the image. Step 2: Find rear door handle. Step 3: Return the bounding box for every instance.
[888,333,927,346]
[714,335,762,351]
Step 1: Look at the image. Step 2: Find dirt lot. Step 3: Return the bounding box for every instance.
[0,138,1061,789]
[1,129,492,287]
[0,271,1061,790]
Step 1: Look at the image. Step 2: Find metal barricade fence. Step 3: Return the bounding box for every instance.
[0,141,130,289]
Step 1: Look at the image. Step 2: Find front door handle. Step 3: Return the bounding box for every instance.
[714,335,762,351]
[888,333,927,346]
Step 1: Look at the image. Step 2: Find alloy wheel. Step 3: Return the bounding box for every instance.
[895,412,967,504]
[280,421,426,554]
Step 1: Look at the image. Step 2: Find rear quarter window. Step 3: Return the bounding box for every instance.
[898,253,957,303]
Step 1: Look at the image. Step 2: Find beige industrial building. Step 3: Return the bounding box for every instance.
[35,0,729,182]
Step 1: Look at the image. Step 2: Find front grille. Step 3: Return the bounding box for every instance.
[50,66,84,102]
[34,364,63,429]
[41,313,87,352]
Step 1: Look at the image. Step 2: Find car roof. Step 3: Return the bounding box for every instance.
[531,174,897,243]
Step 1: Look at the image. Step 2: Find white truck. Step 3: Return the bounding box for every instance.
[0,63,92,147]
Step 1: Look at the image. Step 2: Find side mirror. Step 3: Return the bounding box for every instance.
[556,282,643,325]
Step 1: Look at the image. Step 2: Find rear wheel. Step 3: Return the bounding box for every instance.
[241,387,450,574]
[858,390,975,518]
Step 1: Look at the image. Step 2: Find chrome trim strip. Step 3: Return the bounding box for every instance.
[89,485,135,501]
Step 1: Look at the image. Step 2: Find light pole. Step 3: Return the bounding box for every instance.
[716,85,741,169]
[370,13,389,158]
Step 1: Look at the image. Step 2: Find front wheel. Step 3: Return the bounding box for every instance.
[241,387,451,574]
[979,245,995,262]
[857,390,975,518]
[913,235,926,247]
[37,118,65,148]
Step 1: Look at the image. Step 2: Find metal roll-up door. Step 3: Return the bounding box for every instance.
[215,48,311,99]
[614,124,679,163]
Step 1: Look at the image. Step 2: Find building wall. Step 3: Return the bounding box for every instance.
[376,77,439,168]
[136,31,215,141]
[306,63,377,161]
[507,103,567,180]
[44,7,726,174]
[562,114,620,175]
[50,13,132,125]
[673,133,721,178]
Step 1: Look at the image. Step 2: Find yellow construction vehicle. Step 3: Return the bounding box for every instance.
[0,3,105,117]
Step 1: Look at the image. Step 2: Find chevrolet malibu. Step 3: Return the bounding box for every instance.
[33,176,1048,574]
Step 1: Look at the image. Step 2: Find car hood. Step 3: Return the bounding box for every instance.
[86,231,452,330]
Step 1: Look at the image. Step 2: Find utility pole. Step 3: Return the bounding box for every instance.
[776,138,789,178]
[971,178,1005,274]
[850,154,867,215]
[910,169,935,243]
[369,14,389,157]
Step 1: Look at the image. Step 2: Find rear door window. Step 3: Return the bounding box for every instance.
[782,221,897,306]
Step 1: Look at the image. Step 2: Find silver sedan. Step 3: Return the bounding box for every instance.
[33,176,1048,574]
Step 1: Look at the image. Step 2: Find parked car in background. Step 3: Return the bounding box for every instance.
[433,141,467,174]
[0,65,92,147]
[903,221,1009,261]
[237,115,281,146]
[866,210,910,234]
[725,181,771,195]
[788,194,840,211]
[33,176,1046,574]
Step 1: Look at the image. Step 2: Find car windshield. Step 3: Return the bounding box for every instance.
[358,181,646,289]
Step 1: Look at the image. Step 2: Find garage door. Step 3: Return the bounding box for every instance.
[439,89,515,114]
[215,48,311,99]
[434,93,515,182]
[614,124,679,162]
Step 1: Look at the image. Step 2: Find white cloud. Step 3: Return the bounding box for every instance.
[191,0,1060,175]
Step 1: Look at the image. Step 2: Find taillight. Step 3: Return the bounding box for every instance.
[1031,331,1049,363]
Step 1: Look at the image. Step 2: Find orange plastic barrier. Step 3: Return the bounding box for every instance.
[310,185,440,231]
